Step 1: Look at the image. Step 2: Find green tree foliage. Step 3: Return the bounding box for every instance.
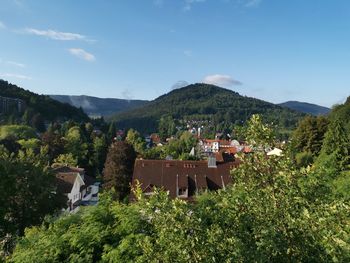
[107,121,117,142]
[295,151,313,167]
[245,114,275,148]
[64,126,89,167]
[317,118,350,171]
[158,115,176,140]
[41,130,64,162]
[92,135,108,174]
[0,125,37,140]
[125,129,146,154]
[9,115,349,262]
[163,131,198,160]
[103,141,136,201]
[17,138,41,152]
[0,149,65,257]
[292,115,329,156]
[52,153,78,168]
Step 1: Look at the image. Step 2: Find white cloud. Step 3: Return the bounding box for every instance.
[0,73,31,80]
[6,61,26,68]
[0,21,6,29]
[244,0,262,8]
[26,28,87,41]
[171,80,189,90]
[183,0,206,11]
[203,74,242,87]
[68,48,95,62]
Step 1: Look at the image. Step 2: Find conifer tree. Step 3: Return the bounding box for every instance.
[103,141,136,201]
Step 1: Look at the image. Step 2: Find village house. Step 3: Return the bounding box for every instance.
[53,166,100,212]
[131,154,240,200]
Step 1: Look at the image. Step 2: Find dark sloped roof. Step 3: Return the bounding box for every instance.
[55,172,78,194]
[52,166,85,177]
[132,159,240,200]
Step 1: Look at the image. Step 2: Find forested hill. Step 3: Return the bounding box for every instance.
[50,95,148,117]
[111,83,306,133]
[0,80,89,122]
[278,101,330,115]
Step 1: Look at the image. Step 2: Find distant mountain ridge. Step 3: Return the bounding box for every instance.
[110,83,306,133]
[50,95,149,117]
[278,101,330,115]
[0,80,89,122]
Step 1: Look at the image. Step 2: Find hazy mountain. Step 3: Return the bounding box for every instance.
[50,95,149,117]
[278,101,330,116]
[111,83,305,133]
[0,80,89,122]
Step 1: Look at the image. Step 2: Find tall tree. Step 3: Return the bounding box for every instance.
[103,141,136,201]
[158,115,176,141]
[317,118,350,171]
[125,129,145,154]
[0,149,65,255]
[292,115,329,156]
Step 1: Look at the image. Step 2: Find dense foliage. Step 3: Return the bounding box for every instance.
[291,115,329,166]
[8,115,350,262]
[103,141,136,201]
[0,147,66,257]
[112,83,306,134]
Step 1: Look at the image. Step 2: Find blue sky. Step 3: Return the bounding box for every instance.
[1,0,350,107]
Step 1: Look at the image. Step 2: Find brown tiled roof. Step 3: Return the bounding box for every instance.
[132,159,240,200]
[55,172,78,194]
[52,166,85,177]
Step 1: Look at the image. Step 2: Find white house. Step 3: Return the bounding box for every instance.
[54,166,99,212]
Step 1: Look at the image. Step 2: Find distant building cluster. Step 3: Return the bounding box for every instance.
[0,96,26,114]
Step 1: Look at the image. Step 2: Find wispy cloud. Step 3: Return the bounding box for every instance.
[244,0,262,8]
[184,0,206,11]
[25,28,88,41]
[0,21,6,29]
[6,61,26,68]
[171,80,189,90]
[0,73,31,80]
[203,74,242,87]
[68,48,95,62]
[121,89,134,101]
